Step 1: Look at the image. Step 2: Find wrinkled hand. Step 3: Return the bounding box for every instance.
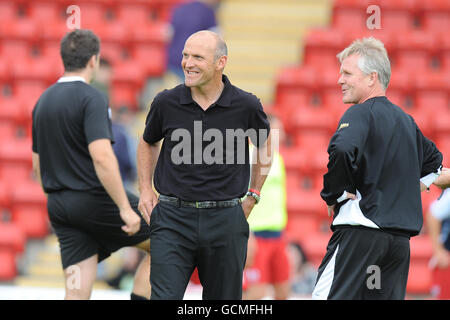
[434,167,450,189]
[327,192,357,217]
[120,207,142,236]
[431,247,450,269]
[241,196,256,219]
[138,188,158,225]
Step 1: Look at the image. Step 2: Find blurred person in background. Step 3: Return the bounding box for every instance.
[287,241,317,297]
[31,30,150,300]
[427,188,450,299]
[244,113,290,300]
[166,0,221,81]
[140,0,221,109]
[91,56,141,293]
[92,58,137,191]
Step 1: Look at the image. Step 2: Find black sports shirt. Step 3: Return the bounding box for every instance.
[143,75,270,201]
[321,96,442,236]
[32,77,113,193]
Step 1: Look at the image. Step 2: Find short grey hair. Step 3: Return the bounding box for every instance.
[214,35,228,61]
[337,37,391,90]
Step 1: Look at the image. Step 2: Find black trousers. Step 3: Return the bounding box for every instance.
[312,226,410,300]
[149,201,249,300]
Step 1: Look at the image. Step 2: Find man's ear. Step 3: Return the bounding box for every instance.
[369,71,378,86]
[88,54,98,69]
[216,55,227,71]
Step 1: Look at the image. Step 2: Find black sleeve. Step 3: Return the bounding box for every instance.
[248,97,270,147]
[83,90,113,144]
[143,96,164,144]
[415,122,442,177]
[320,106,371,206]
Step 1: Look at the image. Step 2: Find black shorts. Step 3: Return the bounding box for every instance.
[312,226,410,300]
[47,188,150,270]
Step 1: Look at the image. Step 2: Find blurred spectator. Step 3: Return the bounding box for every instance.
[111,107,137,191]
[139,0,221,110]
[91,57,112,98]
[427,189,450,300]
[287,241,317,296]
[167,0,221,80]
[244,113,290,300]
[91,57,137,191]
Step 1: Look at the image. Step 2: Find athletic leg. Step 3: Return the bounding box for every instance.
[64,254,98,300]
[131,240,151,299]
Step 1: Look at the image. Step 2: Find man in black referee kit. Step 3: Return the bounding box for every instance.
[31,30,151,300]
[137,30,273,300]
[312,37,450,300]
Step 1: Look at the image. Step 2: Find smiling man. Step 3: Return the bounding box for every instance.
[312,37,447,300]
[136,30,272,300]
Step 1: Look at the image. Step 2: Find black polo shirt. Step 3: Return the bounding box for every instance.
[143,75,270,201]
[32,78,113,193]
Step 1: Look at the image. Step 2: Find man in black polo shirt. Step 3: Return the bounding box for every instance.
[137,30,272,300]
[31,30,151,300]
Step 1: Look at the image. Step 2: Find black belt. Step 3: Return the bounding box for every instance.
[159,194,241,209]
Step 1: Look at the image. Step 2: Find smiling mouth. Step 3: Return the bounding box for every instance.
[186,70,199,76]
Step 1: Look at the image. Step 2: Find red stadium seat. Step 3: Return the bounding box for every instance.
[285,215,320,245]
[302,29,345,69]
[394,31,439,71]
[0,97,23,124]
[407,262,432,295]
[0,249,18,280]
[0,138,32,166]
[0,2,19,20]
[131,44,167,77]
[129,21,168,45]
[420,0,450,31]
[410,235,433,263]
[110,84,138,110]
[290,106,335,135]
[0,18,38,41]
[40,19,68,42]
[301,231,331,266]
[12,206,49,239]
[279,146,308,175]
[116,3,154,26]
[0,222,26,253]
[287,187,324,218]
[27,2,65,22]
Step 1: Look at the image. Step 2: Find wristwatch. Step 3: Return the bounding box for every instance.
[246,191,260,204]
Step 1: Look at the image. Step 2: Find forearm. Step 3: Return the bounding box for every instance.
[249,133,273,191]
[32,152,47,198]
[137,137,160,193]
[93,153,131,210]
[427,213,444,252]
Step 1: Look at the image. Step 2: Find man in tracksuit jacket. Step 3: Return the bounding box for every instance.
[312,37,450,300]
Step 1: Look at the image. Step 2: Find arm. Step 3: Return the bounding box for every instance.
[321,107,369,208]
[137,137,160,224]
[32,152,47,198]
[433,167,450,189]
[242,132,273,219]
[88,139,141,235]
[427,212,450,268]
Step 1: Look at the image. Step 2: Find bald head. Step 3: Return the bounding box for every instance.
[187,30,228,61]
